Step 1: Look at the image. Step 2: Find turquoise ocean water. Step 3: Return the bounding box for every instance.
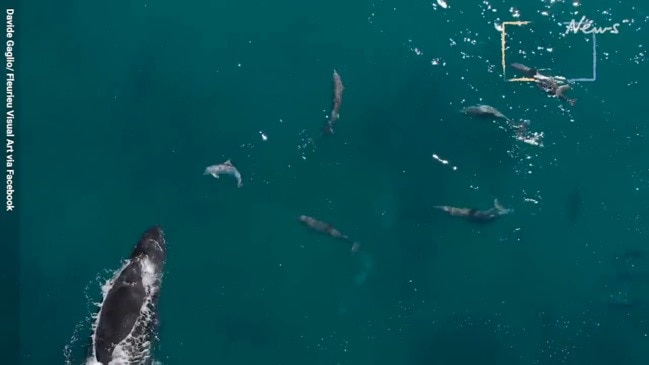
[13,0,649,364]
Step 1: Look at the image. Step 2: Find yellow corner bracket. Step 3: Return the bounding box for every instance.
[501,21,533,82]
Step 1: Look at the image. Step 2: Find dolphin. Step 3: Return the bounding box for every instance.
[511,63,575,105]
[461,104,512,124]
[88,226,166,365]
[323,69,344,135]
[434,199,513,223]
[204,159,243,187]
[299,215,360,253]
[535,79,577,106]
[510,62,538,77]
[553,84,577,106]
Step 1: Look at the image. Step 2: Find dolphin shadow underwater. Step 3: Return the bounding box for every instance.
[566,187,582,226]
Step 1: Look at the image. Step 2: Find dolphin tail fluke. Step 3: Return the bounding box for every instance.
[494,199,513,215]
[351,242,361,253]
[322,122,334,136]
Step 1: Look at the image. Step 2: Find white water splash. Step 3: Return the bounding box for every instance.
[432,153,458,171]
[63,255,163,365]
[94,257,161,365]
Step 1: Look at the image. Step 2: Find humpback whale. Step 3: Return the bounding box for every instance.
[88,226,166,365]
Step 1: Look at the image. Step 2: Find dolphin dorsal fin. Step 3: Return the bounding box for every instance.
[224,159,232,166]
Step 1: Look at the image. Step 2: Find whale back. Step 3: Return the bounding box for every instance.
[90,226,166,365]
[129,225,166,264]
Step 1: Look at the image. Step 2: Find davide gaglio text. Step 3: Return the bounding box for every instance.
[5,8,15,212]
